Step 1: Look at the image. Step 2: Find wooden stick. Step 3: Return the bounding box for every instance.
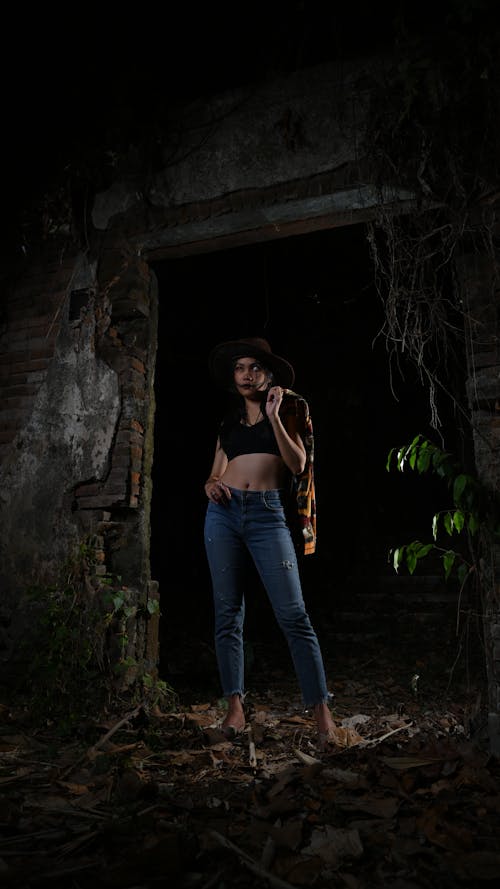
[207,829,297,889]
[59,705,143,778]
[248,727,257,768]
[89,705,142,753]
[359,722,413,747]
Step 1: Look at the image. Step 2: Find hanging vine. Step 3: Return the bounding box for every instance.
[361,1,500,431]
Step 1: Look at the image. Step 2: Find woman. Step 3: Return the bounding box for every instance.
[204,337,336,747]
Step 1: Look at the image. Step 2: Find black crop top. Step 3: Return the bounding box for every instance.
[220,418,282,461]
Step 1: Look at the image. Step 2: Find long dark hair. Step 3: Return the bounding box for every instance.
[221,366,275,430]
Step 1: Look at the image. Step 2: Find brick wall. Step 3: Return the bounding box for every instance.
[0,242,159,675]
[0,250,78,465]
[72,249,154,514]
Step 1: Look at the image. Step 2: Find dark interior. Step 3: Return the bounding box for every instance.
[150,222,468,689]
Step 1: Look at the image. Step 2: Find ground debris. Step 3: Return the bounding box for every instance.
[0,644,497,888]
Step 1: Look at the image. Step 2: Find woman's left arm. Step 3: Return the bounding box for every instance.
[266,387,306,475]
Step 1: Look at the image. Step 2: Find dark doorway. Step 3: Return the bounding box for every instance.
[150,223,465,695]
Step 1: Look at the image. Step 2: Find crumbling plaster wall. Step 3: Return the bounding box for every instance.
[0,242,158,668]
[0,252,120,648]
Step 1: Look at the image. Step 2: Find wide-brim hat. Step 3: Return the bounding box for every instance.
[209,337,295,389]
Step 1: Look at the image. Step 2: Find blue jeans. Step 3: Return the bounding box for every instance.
[204,487,329,708]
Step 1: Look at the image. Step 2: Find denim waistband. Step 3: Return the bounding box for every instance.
[227,486,285,500]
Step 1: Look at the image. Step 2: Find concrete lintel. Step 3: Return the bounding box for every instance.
[139,185,417,260]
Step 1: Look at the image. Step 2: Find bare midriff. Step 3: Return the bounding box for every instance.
[221,453,288,491]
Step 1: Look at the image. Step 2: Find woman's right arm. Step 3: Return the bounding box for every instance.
[204,437,230,502]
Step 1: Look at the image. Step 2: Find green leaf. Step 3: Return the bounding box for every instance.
[468,513,479,535]
[443,512,454,535]
[386,448,395,471]
[416,543,434,559]
[432,513,439,540]
[407,552,417,574]
[393,547,400,572]
[410,443,419,466]
[453,510,465,533]
[443,550,456,579]
[431,450,445,469]
[417,448,431,473]
[432,451,453,480]
[393,547,405,572]
[397,447,407,471]
[453,474,468,504]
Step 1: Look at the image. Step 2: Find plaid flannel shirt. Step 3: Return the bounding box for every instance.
[281,389,316,555]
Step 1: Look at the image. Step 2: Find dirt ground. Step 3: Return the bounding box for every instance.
[1,617,499,889]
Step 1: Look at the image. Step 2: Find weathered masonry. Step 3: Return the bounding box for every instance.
[1,58,499,749]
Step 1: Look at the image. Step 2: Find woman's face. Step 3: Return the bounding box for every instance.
[233,356,270,395]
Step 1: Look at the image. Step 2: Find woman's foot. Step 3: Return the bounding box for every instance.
[314,701,337,749]
[221,693,246,738]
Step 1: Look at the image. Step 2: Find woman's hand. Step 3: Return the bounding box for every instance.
[265,388,306,474]
[265,386,283,419]
[205,477,231,505]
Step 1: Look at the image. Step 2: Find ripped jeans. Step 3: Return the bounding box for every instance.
[204,487,329,708]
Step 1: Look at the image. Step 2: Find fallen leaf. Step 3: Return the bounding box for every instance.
[302,825,364,866]
[380,755,445,770]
